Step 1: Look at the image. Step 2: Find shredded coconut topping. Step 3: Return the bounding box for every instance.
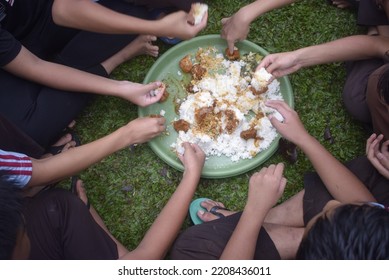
[171,47,284,162]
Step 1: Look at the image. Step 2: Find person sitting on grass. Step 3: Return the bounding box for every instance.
[1,115,166,196]
[0,140,205,260]
[170,100,389,260]
[220,0,381,54]
[0,0,207,156]
[256,31,389,139]
[221,0,389,138]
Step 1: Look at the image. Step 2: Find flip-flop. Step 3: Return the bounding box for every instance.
[71,176,90,209]
[159,37,182,45]
[189,197,228,225]
[46,131,81,155]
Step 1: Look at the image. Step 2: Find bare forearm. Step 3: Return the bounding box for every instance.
[221,205,267,259]
[125,173,200,259]
[295,35,389,68]
[52,0,159,34]
[242,0,298,23]
[4,47,124,97]
[28,126,131,186]
[298,135,375,203]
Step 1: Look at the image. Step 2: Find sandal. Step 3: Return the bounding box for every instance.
[189,197,228,225]
[46,131,81,155]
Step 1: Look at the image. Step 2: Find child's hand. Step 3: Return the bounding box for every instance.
[366,133,389,179]
[178,142,205,177]
[265,100,310,147]
[257,51,301,78]
[221,10,250,55]
[246,163,287,212]
[124,116,166,145]
[159,10,208,40]
[119,81,165,107]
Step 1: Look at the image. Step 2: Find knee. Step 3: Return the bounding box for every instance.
[169,226,222,260]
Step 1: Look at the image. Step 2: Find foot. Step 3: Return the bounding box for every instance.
[41,133,77,158]
[197,199,237,222]
[329,0,358,9]
[128,35,159,58]
[74,179,90,208]
[101,35,159,74]
[368,26,379,36]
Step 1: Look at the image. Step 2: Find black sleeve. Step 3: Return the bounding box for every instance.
[0,27,21,67]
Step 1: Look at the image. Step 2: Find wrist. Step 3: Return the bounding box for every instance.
[183,168,201,180]
[116,124,135,148]
[245,199,272,213]
[239,5,260,25]
[297,134,320,153]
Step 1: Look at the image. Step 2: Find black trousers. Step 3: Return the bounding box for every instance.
[0,0,151,153]
[25,189,118,260]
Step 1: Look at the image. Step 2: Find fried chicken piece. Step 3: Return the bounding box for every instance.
[249,85,268,96]
[173,119,190,132]
[186,83,195,93]
[179,55,193,73]
[240,128,257,140]
[224,109,239,134]
[191,64,206,80]
[195,106,213,124]
[225,47,240,60]
[158,87,169,103]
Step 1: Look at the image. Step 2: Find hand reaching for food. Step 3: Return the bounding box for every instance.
[265,100,310,147]
[124,116,166,145]
[257,51,301,78]
[159,7,207,40]
[221,10,251,55]
[119,81,165,107]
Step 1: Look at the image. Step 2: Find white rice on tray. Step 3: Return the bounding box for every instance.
[170,47,284,162]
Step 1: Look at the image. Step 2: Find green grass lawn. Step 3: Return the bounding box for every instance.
[74,0,368,252]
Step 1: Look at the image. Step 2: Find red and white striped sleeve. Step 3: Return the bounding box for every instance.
[0,149,32,189]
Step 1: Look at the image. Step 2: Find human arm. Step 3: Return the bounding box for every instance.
[52,0,207,39]
[220,163,287,259]
[3,46,164,106]
[222,0,297,53]
[120,143,205,259]
[258,35,389,78]
[266,100,375,203]
[27,117,166,187]
[366,133,389,179]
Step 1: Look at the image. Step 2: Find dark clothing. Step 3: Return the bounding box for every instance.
[25,188,118,260]
[127,0,200,12]
[303,156,389,224]
[0,0,197,154]
[0,28,21,66]
[170,156,389,260]
[342,0,389,136]
[367,64,389,140]
[357,0,389,26]
[0,0,149,152]
[170,212,281,260]
[342,58,384,125]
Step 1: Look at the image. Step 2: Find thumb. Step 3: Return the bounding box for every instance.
[221,17,229,24]
[147,81,162,91]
